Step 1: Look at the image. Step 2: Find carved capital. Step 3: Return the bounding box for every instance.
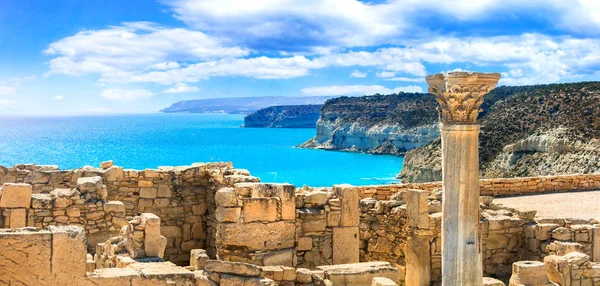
[425,72,501,124]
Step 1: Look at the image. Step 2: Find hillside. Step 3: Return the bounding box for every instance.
[161,96,333,114]
[298,93,440,155]
[243,105,321,128]
[399,82,600,182]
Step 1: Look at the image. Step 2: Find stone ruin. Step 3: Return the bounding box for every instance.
[1,161,600,285]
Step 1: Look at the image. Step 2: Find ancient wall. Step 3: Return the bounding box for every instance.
[359,173,600,200]
[0,162,260,265]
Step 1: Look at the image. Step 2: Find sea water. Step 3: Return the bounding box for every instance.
[0,113,403,186]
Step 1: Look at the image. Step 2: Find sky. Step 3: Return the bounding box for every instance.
[0,0,599,116]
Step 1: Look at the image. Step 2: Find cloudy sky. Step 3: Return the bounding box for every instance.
[1,0,599,115]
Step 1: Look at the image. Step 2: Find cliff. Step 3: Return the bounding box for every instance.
[243,105,321,128]
[399,82,600,182]
[161,96,333,114]
[299,93,440,155]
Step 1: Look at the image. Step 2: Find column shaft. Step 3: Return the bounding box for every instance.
[441,124,482,286]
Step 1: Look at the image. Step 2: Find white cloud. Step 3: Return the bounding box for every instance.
[52,95,65,101]
[44,22,249,77]
[383,77,424,82]
[376,71,396,78]
[350,70,367,78]
[302,85,423,96]
[0,99,16,108]
[101,89,155,101]
[0,86,16,96]
[162,83,199,93]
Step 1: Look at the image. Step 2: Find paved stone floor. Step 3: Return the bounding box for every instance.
[494,190,600,221]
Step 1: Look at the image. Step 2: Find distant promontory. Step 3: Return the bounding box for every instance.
[161,96,333,114]
[243,105,322,128]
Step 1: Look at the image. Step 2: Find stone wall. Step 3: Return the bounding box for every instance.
[0,162,260,265]
[359,173,600,200]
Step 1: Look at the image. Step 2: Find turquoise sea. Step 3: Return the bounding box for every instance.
[0,113,403,187]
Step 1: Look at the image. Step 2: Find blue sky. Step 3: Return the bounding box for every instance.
[1,0,599,116]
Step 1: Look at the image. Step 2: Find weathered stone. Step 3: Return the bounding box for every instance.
[552,227,574,241]
[509,260,552,286]
[263,249,294,267]
[405,235,431,286]
[483,277,506,286]
[234,182,259,197]
[219,274,276,286]
[298,237,313,251]
[371,277,398,286]
[215,188,237,207]
[305,191,330,206]
[535,223,560,240]
[333,184,359,227]
[139,188,158,199]
[317,262,399,286]
[333,227,359,264]
[487,234,509,250]
[204,260,262,276]
[278,184,296,221]
[104,201,125,213]
[406,189,429,229]
[0,183,32,208]
[296,268,312,283]
[216,207,241,223]
[217,221,295,251]
[243,198,278,222]
[100,161,114,169]
[9,208,27,228]
[77,176,103,193]
[49,226,87,285]
[157,184,172,198]
[104,166,124,182]
[191,249,210,270]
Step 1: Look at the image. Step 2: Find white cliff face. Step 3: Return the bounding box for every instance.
[304,117,440,155]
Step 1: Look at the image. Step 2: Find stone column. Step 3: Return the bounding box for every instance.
[425,72,501,286]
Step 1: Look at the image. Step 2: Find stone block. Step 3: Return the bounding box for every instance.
[216,207,241,223]
[139,188,157,199]
[327,210,341,227]
[297,237,313,251]
[157,184,172,197]
[487,234,508,250]
[333,227,359,264]
[483,277,505,286]
[535,223,560,240]
[217,221,295,251]
[104,166,124,182]
[278,184,295,221]
[334,184,359,227]
[296,268,312,283]
[0,183,32,208]
[405,235,431,286]
[282,267,296,281]
[592,227,600,262]
[318,262,399,286]
[8,208,27,228]
[220,275,276,286]
[0,228,53,285]
[191,249,210,270]
[302,216,327,233]
[204,260,262,276]
[77,176,103,192]
[552,227,574,241]
[215,188,237,207]
[161,225,182,238]
[234,182,259,197]
[509,260,552,286]
[406,189,429,229]
[305,191,330,206]
[372,277,398,286]
[49,226,87,285]
[104,201,125,212]
[243,198,278,222]
[263,249,294,267]
[86,268,141,285]
[262,266,283,280]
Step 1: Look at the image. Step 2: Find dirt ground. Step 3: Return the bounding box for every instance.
[494,190,600,221]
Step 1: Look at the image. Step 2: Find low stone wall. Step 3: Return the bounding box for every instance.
[359,173,600,200]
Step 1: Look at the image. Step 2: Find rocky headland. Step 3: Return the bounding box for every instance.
[243,104,321,128]
[161,96,332,114]
[299,93,440,155]
[399,82,600,182]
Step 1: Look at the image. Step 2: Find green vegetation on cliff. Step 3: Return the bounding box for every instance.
[243,105,322,128]
[399,82,600,182]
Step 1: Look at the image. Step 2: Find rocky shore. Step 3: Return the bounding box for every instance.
[243,105,321,128]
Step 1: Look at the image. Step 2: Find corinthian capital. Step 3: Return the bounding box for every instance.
[425,72,501,124]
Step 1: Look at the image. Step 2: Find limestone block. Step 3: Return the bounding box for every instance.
[215,188,238,207]
[278,184,295,221]
[193,270,216,286]
[483,277,506,286]
[327,211,341,227]
[297,237,313,251]
[296,268,312,283]
[243,198,278,222]
[333,184,359,227]
[142,213,167,258]
[77,176,103,193]
[535,223,560,240]
[262,266,283,280]
[372,277,398,286]
[157,184,172,198]
[140,188,158,199]
[263,249,294,267]
[104,166,124,182]
[104,201,125,212]
[216,207,241,223]
[100,160,114,169]
[0,228,52,285]
[544,255,571,285]
[405,235,431,286]
[49,226,87,285]
[191,249,210,270]
[67,207,81,217]
[234,182,259,197]
[86,268,141,285]
[161,225,182,238]
[509,261,553,286]
[0,183,32,208]
[217,221,295,251]
[487,234,509,250]
[553,227,575,241]
[204,260,262,276]
[592,227,600,262]
[318,262,399,286]
[305,191,330,206]
[333,227,359,264]
[282,267,296,281]
[220,274,276,285]
[127,262,196,284]
[8,208,27,228]
[406,189,429,229]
